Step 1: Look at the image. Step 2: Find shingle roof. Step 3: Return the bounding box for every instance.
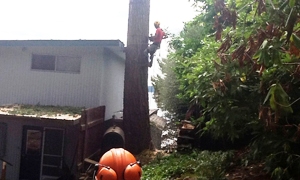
[0,104,82,120]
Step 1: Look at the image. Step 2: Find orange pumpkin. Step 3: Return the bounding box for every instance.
[96,148,142,180]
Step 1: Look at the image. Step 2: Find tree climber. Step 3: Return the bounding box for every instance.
[144,21,168,67]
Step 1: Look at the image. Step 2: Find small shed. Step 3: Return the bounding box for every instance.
[0,104,83,180]
[0,104,166,179]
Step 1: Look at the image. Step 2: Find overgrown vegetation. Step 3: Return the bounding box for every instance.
[152,0,300,179]
[142,150,234,180]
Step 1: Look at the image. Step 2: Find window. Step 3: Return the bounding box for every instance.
[31,54,81,73]
[32,54,55,70]
[26,130,42,155]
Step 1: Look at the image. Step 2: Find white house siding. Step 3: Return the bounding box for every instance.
[101,48,125,120]
[0,46,107,108]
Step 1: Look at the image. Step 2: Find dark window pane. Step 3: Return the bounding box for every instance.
[42,166,61,176]
[44,129,63,155]
[43,156,61,166]
[32,54,55,70]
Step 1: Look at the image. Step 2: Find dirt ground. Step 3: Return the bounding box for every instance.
[225,162,271,180]
[224,148,271,180]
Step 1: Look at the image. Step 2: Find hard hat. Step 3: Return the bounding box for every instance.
[96,148,142,180]
[124,162,142,180]
[95,166,117,180]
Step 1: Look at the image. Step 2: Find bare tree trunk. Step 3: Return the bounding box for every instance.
[123,0,151,154]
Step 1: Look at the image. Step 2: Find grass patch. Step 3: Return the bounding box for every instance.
[141,150,234,180]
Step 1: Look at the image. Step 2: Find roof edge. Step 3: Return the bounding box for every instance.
[0,39,125,48]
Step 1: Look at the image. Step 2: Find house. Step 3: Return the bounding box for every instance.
[0,40,125,120]
[0,40,125,180]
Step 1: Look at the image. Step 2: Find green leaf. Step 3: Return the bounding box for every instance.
[289,0,295,8]
[291,33,300,48]
[253,49,262,59]
[269,83,293,114]
[263,84,275,104]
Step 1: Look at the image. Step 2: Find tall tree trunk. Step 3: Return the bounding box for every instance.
[123,0,151,154]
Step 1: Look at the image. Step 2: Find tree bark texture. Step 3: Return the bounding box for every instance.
[123,0,151,154]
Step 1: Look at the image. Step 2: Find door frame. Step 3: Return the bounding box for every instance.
[19,126,65,180]
[19,126,43,180]
[40,127,65,180]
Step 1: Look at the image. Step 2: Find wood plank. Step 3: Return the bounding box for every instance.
[80,118,104,131]
[84,158,98,165]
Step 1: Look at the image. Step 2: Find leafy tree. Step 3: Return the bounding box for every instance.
[151,56,187,120]
[154,0,300,178]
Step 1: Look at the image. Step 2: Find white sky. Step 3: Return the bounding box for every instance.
[0,0,198,83]
[0,0,197,42]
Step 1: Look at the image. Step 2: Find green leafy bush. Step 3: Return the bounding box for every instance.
[153,0,300,179]
[142,150,234,180]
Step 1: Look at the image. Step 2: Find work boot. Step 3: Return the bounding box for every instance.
[148,60,153,67]
[150,54,154,60]
[149,54,154,67]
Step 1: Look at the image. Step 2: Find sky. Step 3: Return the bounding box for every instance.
[0,0,198,84]
[0,0,197,42]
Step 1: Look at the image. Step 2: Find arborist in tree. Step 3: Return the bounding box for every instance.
[144,21,168,67]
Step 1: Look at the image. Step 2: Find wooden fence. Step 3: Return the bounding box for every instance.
[77,106,106,172]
